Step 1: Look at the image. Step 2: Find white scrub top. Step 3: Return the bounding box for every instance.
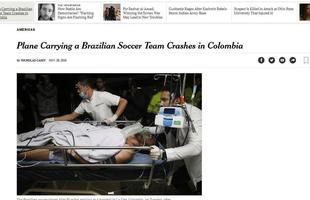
[165,104,202,187]
[147,103,202,187]
[74,90,120,121]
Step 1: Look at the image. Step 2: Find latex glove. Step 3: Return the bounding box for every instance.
[41,117,55,125]
[150,145,164,160]
[104,114,118,125]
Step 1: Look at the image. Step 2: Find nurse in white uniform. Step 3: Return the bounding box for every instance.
[41,78,128,125]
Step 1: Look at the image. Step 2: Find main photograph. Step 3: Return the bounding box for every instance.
[17,73,202,195]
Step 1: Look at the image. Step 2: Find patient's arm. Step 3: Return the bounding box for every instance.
[17,149,88,163]
[17,148,134,164]
[115,135,150,164]
[114,134,156,164]
[114,148,134,164]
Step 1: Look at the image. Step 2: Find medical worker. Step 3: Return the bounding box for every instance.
[148,89,202,194]
[41,78,127,125]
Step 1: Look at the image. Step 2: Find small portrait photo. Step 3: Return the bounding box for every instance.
[299,4,310,21]
[38,3,55,21]
[103,4,121,21]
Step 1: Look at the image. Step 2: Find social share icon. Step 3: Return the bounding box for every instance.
[279,57,286,64]
[289,57,296,64]
[258,57,265,64]
[269,57,275,64]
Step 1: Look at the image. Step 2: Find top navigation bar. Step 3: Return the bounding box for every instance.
[1,1,310,24]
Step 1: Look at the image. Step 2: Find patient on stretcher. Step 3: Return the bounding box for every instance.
[17,121,155,164]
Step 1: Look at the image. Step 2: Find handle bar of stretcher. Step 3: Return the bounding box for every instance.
[72,120,138,124]
[17,146,152,150]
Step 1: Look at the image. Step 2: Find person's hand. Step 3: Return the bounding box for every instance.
[41,117,55,125]
[150,145,164,160]
[104,114,118,125]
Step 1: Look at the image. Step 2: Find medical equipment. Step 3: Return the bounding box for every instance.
[155,107,187,128]
[153,74,197,144]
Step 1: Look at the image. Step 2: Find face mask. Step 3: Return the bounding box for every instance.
[79,92,87,99]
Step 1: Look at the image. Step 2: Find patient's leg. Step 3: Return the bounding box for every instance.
[18,149,50,161]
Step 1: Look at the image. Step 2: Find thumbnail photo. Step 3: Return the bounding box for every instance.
[38,3,55,21]
[104,4,121,21]
[17,74,202,195]
[299,4,310,21]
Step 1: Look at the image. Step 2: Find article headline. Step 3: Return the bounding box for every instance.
[16,41,244,51]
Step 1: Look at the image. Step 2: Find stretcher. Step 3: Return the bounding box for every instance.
[17,120,177,195]
[17,144,174,195]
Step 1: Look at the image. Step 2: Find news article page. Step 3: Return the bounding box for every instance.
[0,0,310,200]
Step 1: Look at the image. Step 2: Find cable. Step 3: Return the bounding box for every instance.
[17,130,45,166]
[180,105,192,146]
[64,130,76,146]
[82,171,111,180]
[19,128,76,165]
[17,161,41,168]
[24,130,44,146]
[179,75,182,97]
[181,119,190,146]
[181,74,187,97]
[21,122,58,147]
[17,152,27,162]
[191,74,197,101]
[133,168,146,181]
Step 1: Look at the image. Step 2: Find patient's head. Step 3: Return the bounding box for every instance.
[136,133,155,146]
[126,133,155,146]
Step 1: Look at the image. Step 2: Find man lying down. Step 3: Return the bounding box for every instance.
[17,121,155,164]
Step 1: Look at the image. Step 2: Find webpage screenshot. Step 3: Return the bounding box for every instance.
[0,0,309,200]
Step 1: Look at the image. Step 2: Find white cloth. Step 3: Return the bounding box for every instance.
[74,91,120,121]
[17,121,125,163]
[147,104,202,187]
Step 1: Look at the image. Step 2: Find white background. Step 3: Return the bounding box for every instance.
[1,4,310,200]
